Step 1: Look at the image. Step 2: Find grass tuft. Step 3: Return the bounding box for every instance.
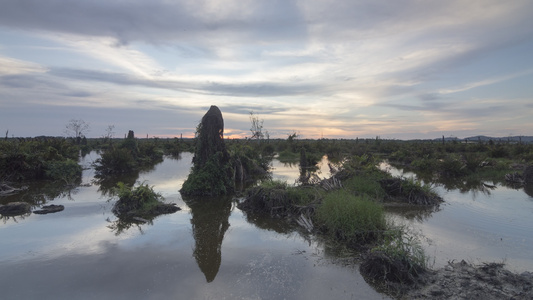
[315,189,386,245]
[111,182,179,218]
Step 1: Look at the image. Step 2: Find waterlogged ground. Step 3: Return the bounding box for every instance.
[382,162,533,273]
[0,153,386,300]
[2,154,532,299]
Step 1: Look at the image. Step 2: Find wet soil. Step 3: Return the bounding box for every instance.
[406,260,533,300]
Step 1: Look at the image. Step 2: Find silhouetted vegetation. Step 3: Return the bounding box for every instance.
[0,138,81,182]
[181,106,273,196]
[181,106,235,196]
[94,131,165,176]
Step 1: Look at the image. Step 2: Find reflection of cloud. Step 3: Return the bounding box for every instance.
[4,212,123,262]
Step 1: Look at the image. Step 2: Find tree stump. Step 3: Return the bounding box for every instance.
[181,106,234,196]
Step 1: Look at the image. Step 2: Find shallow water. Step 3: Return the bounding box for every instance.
[0,153,387,300]
[270,155,333,184]
[381,162,533,273]
[3,154,532,299]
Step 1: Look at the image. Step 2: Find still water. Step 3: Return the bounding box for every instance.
[381,162,533,273]
[0,153,386,300]
[2,154,532,299]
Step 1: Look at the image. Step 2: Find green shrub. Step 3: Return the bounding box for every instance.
[410,156,436,171]
[361,227,427,288]
[229,143,271,182]
[385,177,442,205]
[112,182,163,216]
[45,159,82,184]
[286,185,323,206]
[277,149,300,162]
[316,190,386,244]
[180,152,234,196]
[94,148,137,175]
[436,154,469,177]
[343,173,386,199]
[489,145,509,158]
[462,153,486,173]
[109,181,179,230]
[262,144,275,156]
[335,154,378,180]
[0,139,79,181]
[371,228,427,275]
[138,141,164,162]
[238,180,321,217]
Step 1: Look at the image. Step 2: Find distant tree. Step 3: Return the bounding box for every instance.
[65,119,90,142]
[104,125,115,139]
[249,111,264,142]
[287,132,298,142]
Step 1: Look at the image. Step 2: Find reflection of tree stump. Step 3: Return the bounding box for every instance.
[185,197,232,283]
[181,106,234,196]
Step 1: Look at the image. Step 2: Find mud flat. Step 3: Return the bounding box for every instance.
[406,260,533,300]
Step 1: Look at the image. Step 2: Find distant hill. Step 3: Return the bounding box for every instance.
[463,135,533,143]
[432,135,533,144]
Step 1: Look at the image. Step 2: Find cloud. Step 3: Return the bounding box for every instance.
[48,67,319,97]
[437,69,533,95]
[0,0,307,45]
[1,1,532,139]
[0,56,47,75]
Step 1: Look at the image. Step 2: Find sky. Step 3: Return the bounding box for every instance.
[1,0,532,140]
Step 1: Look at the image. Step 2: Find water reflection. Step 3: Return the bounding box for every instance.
[524,184,533,198]
[94,172,140,197]
[382,161,533,198]
[1,211,31,224]
[183,196,232,282]
[106,215,154,236]
[1,179,81,205]
[240,209,297,234]
[385,205,440,222]
[0,152,391,299]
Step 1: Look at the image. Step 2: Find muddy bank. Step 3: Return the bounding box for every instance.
[361,256,533,299]
[405,260,533,300]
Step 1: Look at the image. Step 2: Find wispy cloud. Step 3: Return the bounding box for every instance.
[1,0,532,138]
[438,69,533,95]
[0,56,47,75]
